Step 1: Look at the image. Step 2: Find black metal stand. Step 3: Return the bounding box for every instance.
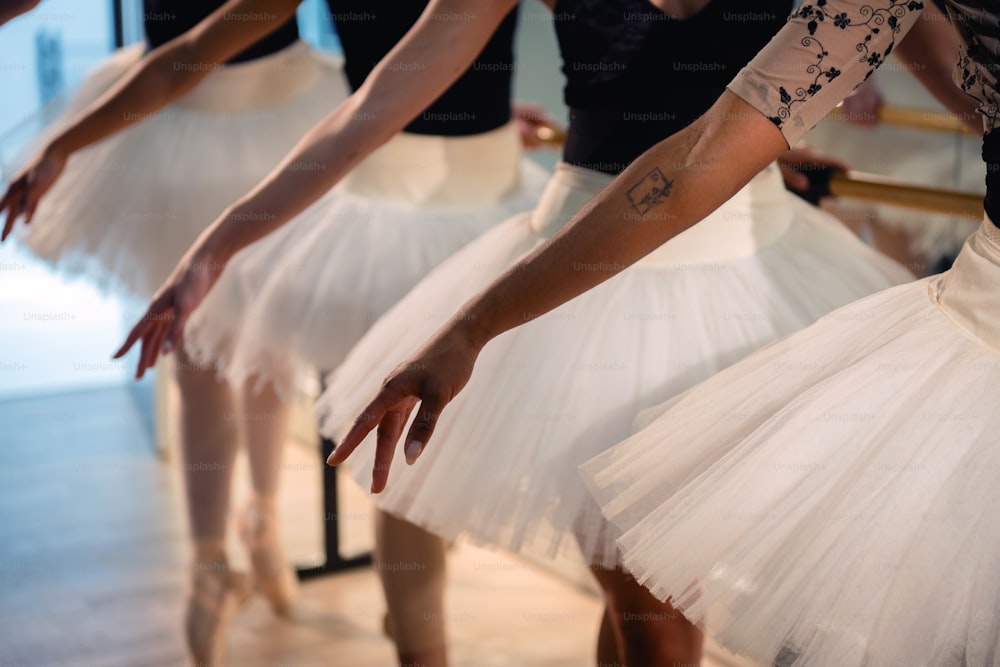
[296,435,373,579]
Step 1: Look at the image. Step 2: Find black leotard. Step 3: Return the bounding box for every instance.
[143,0,299,64]
[329,1,518,135]
[556,0,792,174]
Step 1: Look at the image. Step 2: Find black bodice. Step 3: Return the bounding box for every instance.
[143,0,299,64]
[329,1,518,136]
[984,131,998,224]
[556,0,793,174]
[141,1,517,136]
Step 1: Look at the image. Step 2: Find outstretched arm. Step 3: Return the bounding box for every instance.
[331,0,934,492]
[0,0,300,236]
[114,0,520,376]
[334,93,789,487]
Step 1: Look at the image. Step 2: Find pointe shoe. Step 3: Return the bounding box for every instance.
[186,564,252,667]
[239,500,300,617]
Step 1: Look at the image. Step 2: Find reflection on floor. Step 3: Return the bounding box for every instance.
[0,386,739,666]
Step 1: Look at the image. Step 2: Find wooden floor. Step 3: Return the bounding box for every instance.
[0,385,742,667]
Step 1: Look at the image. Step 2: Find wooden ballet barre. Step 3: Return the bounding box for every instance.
[830,103,974,135]
[825,170,984,218]
[534,122,567,147]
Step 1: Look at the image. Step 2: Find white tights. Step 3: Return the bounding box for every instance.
[172,346,293,561]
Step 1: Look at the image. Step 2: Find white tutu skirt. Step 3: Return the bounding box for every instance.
[582,218,1000,665]
[807,63,983,263]
[317,162,913,568]
[16,41,350,298]
[182,124,550,395]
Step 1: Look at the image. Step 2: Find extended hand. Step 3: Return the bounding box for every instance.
[327,323,483,493]
[1,146,68,241]
[113,250,224,378]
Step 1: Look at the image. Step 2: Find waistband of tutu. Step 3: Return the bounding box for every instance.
[529,162,614,236]
[337,122,522,208]
[530,162,792,266]
[930,215,1000,353]
[178,41,342,113]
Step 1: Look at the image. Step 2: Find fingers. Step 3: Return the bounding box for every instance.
[328,397,390,466]
[138,318,170,379]
[114,316,161,380]
[371,409,409,494]
[518,129,543,150]
[1,183,24,241]
[113,316,154,361]
[0,187,12,239]
[1,210,14,243]
[22,181,44,225]
[327,369,455,493]
[114,298,174,379]
[403,392,447,466]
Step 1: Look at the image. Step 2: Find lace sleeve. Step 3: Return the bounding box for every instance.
[728,0,927,146]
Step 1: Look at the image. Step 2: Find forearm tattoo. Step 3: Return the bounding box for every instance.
[626,167,673,214]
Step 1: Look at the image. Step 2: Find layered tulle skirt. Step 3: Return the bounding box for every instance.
[582,218,1000,665]
[318,162,913,568]
[182,123,550,395]
[16,41,349,298]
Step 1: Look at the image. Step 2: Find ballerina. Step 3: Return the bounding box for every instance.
[577,2,1000,664]
[0,3,349,663]
[313,0,993,665]
[161,5,550,664]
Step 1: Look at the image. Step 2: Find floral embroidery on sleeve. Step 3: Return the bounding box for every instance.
[953,33,998,135]
[768,0,924,128]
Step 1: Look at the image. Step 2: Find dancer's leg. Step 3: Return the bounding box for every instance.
[239,363,299,616]
[376,509,449,667]
[590,565,702,667]
[597,604,624,666]
[173,348,249,666]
